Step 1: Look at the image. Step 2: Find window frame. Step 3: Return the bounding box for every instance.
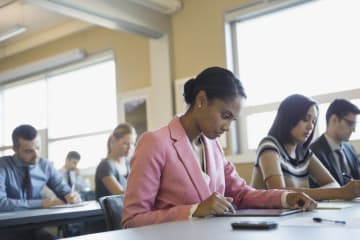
[46,51,117,150]
[0,50,117,169]
[224,0,360,160]
[117,87,151,137]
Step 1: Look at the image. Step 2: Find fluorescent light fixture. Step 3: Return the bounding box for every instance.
[0,49,86,83]
[0,25,27,43]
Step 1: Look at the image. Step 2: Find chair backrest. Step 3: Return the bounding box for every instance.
[79,190,96,201]
[98,194,124,230]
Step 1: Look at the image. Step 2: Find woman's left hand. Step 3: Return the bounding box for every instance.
[286,192,317,211]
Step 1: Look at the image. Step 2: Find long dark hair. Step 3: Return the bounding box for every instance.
[183,66,246,107]
[268,94,318,160]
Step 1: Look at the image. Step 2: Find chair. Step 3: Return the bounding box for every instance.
[79,190,96,201]
[98,194,124,230]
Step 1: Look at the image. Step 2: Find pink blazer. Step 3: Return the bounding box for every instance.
[122,117,284,228]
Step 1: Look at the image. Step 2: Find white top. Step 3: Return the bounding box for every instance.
[191,136,210,185]
[59,167,88,192]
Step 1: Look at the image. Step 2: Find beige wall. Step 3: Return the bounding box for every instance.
[0,26,151,93]
[235,162,254,184]
[0,0,255,178]
[170,0,252,178]
[170,0,248,79]
[86,160,254,187]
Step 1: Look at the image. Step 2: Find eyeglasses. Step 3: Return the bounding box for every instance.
[342,118,357,129]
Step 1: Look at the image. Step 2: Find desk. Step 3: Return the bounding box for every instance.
[0,201,103,233]
[61,201,360,240]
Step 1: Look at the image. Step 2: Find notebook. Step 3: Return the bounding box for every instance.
[215,208,302,217]
[48,201,89,209]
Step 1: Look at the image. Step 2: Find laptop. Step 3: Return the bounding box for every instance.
[215,208,302,217]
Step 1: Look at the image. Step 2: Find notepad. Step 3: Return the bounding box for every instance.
[215,208,302,217]
[48,201,89,209]
[316,202,353,210]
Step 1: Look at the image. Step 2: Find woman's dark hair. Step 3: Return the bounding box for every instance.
[268,94,318,158]
[183,66,246,106]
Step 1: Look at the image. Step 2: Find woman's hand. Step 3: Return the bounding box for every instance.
[341,180,360,200]
[286,192,317,211]
[193,192,235,217]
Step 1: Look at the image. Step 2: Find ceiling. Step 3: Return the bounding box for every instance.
[0,0,182,58]
[0,0,76,45]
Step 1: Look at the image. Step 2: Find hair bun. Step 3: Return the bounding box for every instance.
[183,78,196,104]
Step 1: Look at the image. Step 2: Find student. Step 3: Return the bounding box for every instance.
[251,94,360,200]
[0,124,80,240]
[58,151,90,237]
[95,123,137,199]
[311,99,360,186]
[59,151,88,192]
[122,67,316,228]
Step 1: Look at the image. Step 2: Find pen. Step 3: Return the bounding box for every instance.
[229,203,237,214]
[313,217,346,225]
[218,194,237,214]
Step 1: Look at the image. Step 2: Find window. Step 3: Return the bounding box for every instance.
[48,133,109,169]
[0,53,117,169]
[2,80,47,145]
[47,59,117,168]
[47,61,116,138]
[0,92,3,146]
[226,0,360,152]
[246,111,276,150]
[0,149,13,157]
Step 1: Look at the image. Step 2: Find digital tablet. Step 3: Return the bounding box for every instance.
[215,208,302,217]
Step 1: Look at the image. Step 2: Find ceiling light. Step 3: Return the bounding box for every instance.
[0,25,27,43]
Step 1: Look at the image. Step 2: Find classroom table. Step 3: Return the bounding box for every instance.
[61,200,360,240]
[0,200,103,234]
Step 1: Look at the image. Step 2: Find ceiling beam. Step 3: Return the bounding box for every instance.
[0,20,91,59]
[26,0,171,38]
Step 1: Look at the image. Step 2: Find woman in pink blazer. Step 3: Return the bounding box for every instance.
[122,67,317,228]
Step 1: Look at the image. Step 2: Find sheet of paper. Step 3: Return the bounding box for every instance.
[48,201,89,209]
[279,217,360,228]
[316,202,353,209]
[0,212,14,217]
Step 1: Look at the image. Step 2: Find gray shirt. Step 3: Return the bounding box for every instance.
[95,159,129,199]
